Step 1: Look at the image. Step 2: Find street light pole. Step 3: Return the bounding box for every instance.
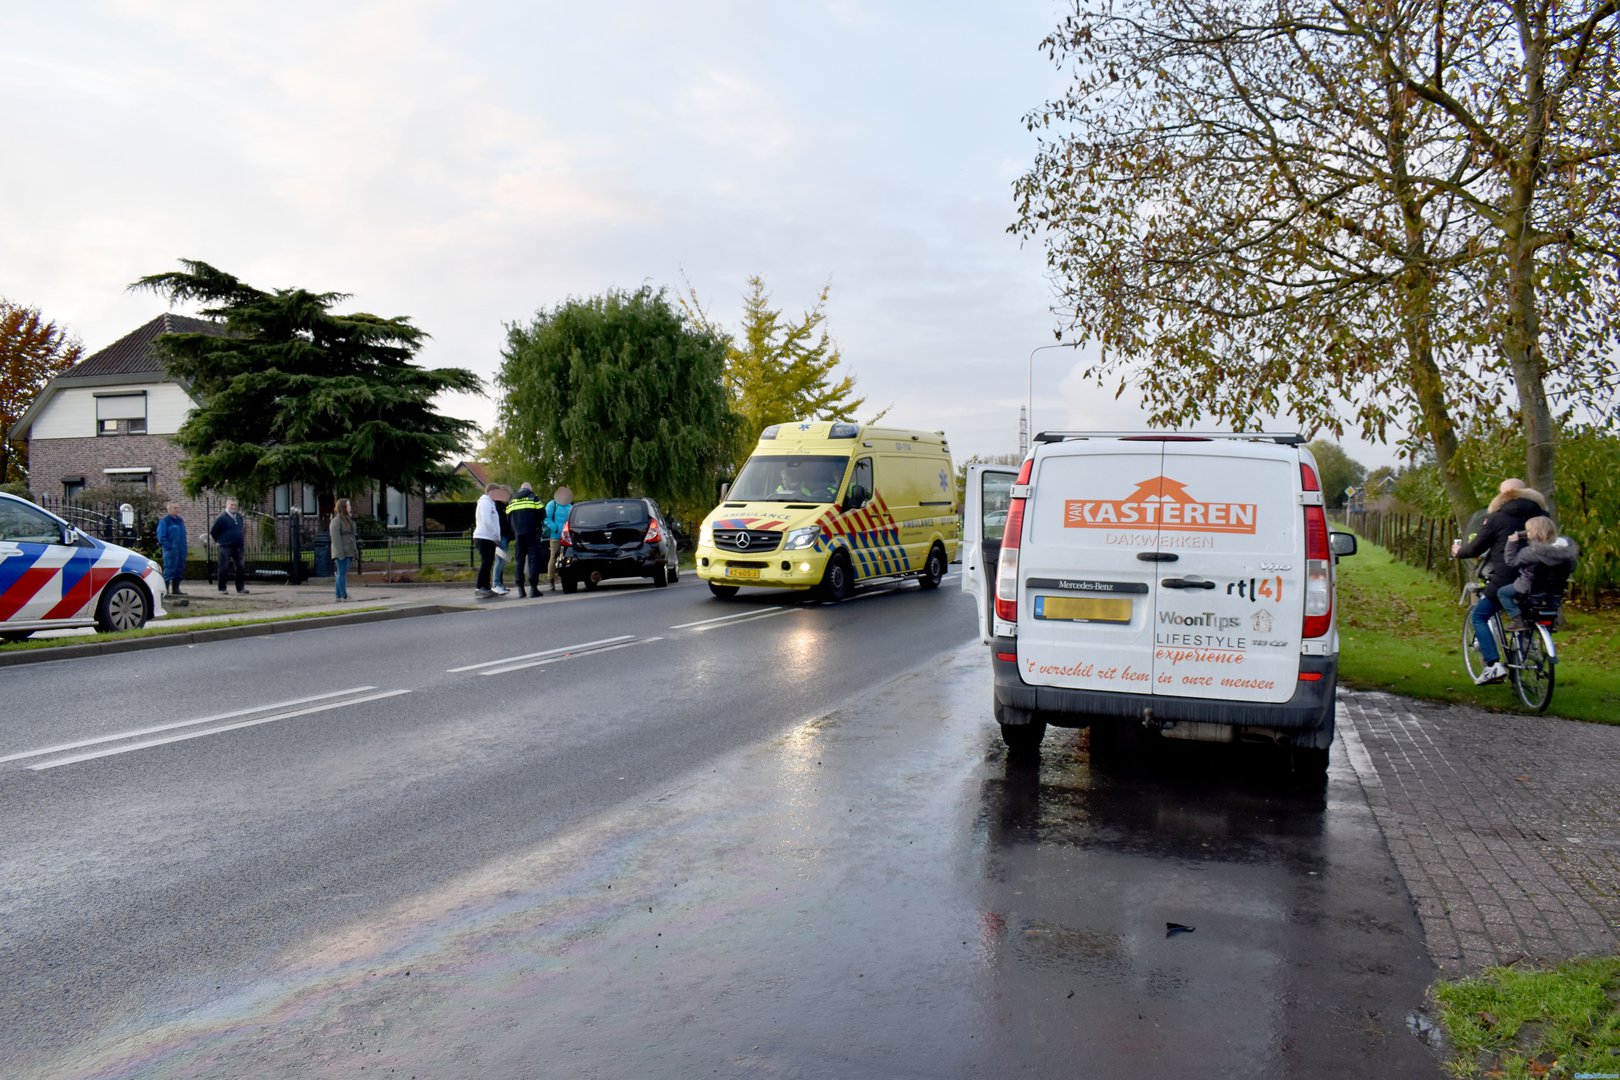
[1027,341,1080,447]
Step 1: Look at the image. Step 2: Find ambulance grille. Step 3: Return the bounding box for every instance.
[713,529,782,554]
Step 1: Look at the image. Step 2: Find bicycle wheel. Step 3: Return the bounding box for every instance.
[1512,625,1556,713]
[1461,605,1493,682]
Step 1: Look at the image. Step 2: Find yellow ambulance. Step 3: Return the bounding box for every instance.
[696,421,960,601]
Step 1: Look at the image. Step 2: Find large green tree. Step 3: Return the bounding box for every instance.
[499,286,737,522]
[1013,0,1620,528]
[133,260,482,503]
[684,276,865,469]
[1,300,83,484]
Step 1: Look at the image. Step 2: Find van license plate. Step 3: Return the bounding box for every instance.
[726,567,761,579]
[1035,595,1132,623]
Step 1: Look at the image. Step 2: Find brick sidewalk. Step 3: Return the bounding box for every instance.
[1338,689,1619,975]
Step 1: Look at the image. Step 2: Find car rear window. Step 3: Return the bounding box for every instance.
[571,501,650,530]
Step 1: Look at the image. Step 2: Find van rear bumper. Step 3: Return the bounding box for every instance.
[991,638,1337,732]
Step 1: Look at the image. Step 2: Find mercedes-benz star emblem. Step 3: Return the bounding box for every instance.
[735,533,751,549]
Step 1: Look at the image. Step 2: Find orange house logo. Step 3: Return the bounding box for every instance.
[1064,477,1258,534]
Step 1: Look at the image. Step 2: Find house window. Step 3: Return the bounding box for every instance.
[272,483,321,516]
[369,484,408,528]
[95,392,148,436]
[62,478,85,501]
[103,468,151,489]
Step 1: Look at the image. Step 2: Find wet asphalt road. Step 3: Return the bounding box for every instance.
[0,576,1441,1077]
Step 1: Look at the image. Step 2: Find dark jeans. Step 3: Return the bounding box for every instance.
[1471,592,1503,664]
[514,536,546,588]
[475,538,497,591]
[217,544,246,592]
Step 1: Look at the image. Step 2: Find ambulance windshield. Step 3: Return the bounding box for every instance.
[731,455,847,503]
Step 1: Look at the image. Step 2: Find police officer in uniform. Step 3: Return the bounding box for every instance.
[506,482,546,599]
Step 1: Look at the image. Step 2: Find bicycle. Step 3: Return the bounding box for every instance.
[1460,576,1559,713]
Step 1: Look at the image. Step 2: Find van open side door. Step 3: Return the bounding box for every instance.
[961,464,1018,644]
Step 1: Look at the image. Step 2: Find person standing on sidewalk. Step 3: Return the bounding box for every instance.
[543,485,573,591]
[210,498,249,594]
[329,498,361,602]
[156,501,188,597]
[506,482,545,599]
[492,487,514,595]
[473,483,504,599]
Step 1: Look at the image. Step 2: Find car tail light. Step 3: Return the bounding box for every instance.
[994,458,1034,623]
[560,521,573,547]
[1301,462,1332,638]
[644,518,662,543]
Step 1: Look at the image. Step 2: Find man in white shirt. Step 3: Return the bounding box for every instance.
[473,483,506,598]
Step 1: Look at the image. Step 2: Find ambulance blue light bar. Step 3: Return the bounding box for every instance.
[760,425,780,439]
[828,423,860,438]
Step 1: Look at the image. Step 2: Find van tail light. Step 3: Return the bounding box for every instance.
[994,458,1034,623]
[644,519,662,544]
[1301,462,1332,638]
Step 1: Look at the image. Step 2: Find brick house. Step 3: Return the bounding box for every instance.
[9,313,425,547]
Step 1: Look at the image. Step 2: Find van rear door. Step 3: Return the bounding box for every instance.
[1153,441,1301,704]
[961,464,1017,644]
[1015,440,1163,694]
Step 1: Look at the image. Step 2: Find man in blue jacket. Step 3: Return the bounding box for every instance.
[210,497,249,594]
[156,500,187,597]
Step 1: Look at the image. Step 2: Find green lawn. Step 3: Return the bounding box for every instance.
[1337,541,1620,724]
[1433,955,1620,1078]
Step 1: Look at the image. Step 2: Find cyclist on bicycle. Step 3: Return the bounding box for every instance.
[1452,484,1546,684]
[1500,516,1578,630]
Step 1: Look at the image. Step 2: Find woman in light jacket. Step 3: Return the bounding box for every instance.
[329,498,361,601]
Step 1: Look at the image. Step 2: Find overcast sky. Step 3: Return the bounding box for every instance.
[4,0,1399,471]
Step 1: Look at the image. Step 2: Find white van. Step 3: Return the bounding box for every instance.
[962,433,1357,770]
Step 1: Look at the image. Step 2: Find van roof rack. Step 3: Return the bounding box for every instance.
[1033,431,1305,446]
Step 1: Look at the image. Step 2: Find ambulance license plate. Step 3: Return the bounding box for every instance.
[1034,595,1132,623]
[726,567,761,579]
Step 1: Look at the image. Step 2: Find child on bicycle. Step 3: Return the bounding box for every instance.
[1499,516,1578,631]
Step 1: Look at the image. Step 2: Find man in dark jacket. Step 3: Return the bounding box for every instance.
[506,482,546,599]
[210,498,249,594]
[1454,487,1543,683]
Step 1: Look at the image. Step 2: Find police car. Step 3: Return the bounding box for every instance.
[0,491,166,642]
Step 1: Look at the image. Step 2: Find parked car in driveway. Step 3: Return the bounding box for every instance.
[0,491,167,641]
[556,497,680,593]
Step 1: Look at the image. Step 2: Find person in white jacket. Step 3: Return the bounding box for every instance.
[473,483,506,598]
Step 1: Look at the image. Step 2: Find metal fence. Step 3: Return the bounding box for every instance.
[33,493,477,584]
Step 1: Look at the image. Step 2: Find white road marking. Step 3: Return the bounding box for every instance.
[668,607,784,630]
[28,689,414,771]
[686,609,798,630]
[446,636,635,673]
[479,637,662,675]
[0,687,380,765]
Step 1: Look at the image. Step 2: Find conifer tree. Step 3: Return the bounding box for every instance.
[134,260,481,504]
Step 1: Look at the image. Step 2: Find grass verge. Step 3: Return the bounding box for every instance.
[1433,955,1620,1078]
[1337,542,1620,724]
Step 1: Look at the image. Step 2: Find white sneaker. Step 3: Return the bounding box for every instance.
[492,585,509,595]
[1473,662,1508,685]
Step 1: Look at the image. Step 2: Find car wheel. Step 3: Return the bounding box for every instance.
[819,552,853,603]
[652,564,668,587]
[561,576,579,595]
[708,582,739,599]
[918,543,947,590]
[96,578,150,633]
[583,577,599,591]
[669,560,679,582]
